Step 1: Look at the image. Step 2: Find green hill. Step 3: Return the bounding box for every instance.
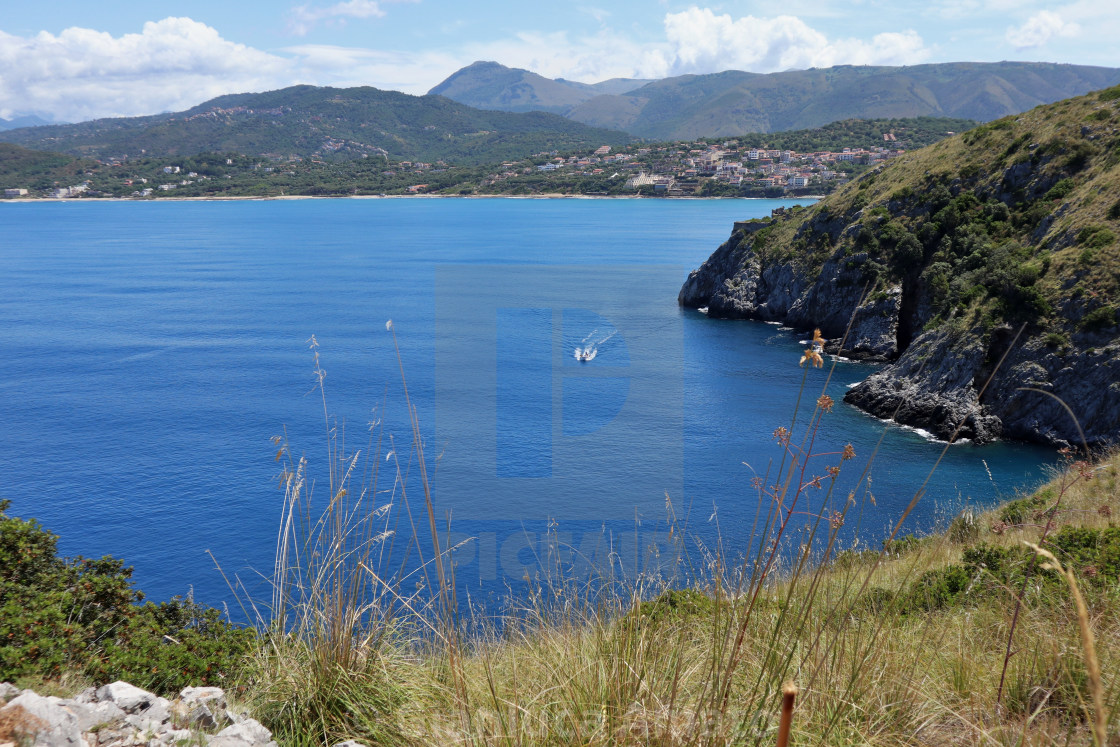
[0,85,634,166]
[433,61,1120,141]
[0,143,91,191]
[1,115,973,199]
[701,115,977,152]
[579,62,1120,140]
[680,84,1120,447]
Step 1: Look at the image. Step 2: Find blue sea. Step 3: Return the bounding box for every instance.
[0,197,1057,611]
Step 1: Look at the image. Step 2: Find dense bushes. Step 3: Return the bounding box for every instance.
[1080,305,1118,331]
[854,182,1065,324]
[0,499,253,695]
[875,525,1120,615]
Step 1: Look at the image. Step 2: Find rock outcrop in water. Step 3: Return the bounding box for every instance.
[680,86,1120,447]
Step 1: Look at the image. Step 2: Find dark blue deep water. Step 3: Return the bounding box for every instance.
[0,198,1057,610]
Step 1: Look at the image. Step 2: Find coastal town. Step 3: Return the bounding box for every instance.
[486,139,904,196]
[1,117,958,200]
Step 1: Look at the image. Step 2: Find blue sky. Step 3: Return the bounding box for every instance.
[1,0,1116,122]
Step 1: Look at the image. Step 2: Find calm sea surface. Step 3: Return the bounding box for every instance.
[0,197,1057,610]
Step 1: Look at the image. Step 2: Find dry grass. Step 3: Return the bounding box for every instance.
[0,705,47,747]
[238,336,1119,746]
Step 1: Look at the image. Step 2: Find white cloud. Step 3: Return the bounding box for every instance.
[649,7,928,77]
[286,0,414,37]
[0,18,293,121]
[929,0,982,20]
[284,43,461,93]
[1005,10,1080,49]
[578,6,611,24]
[0,7,938,123]
[399,8,931,91]
[929,0,1023,19]
[453,30,655,85]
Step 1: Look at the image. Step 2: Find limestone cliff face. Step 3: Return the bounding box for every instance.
[679,222,901,362]
[843,321,1120,446]
[679,202,1120,448]
[842,323,1003,442]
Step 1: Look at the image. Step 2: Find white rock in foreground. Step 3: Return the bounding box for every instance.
[0,682,274,747]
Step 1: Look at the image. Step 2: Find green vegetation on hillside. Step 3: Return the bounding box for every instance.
[0,499,253,695]
[558,61,1120,139]
[0,143,75,174]
[0,85,634,165]
[699,116,976,153]
[0,116,972,200]
[743,84,1120,337]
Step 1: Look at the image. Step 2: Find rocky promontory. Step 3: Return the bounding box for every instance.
[680,86,1120,447]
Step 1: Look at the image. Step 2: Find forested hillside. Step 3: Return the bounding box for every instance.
[0,85,633,165]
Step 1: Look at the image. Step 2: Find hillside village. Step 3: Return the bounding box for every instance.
[1,117,957,199]
[502,140,903,195]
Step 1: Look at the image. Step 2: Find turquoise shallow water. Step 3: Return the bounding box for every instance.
[0,197,1057,608]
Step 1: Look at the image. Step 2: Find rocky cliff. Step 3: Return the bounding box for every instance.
[680,86,1120,448]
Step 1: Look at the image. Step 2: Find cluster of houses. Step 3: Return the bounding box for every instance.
[480,139,904,194]
[183,105,289,123]
[51,183,90,198]
[2,183,91,199]
[623,141,904,193]
[658,142,901,191]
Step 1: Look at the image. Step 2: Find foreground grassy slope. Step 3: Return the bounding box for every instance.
[6,446,1115,744]
[242,440,1118,746]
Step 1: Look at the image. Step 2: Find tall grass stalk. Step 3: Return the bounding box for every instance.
[234,332,470,745]
[996,386,1094,707]
[235,326,1116,746]
[1024,543,1108,746]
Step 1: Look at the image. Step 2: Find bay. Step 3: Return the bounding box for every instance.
[0,197,1057,610]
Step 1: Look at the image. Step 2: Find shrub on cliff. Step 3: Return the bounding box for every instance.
[0,499,253,695]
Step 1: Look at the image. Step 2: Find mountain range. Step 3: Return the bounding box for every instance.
[0,115,57,131]
[5,61,1119,171]
[0,85,632,164]
[430,61,1120,141]
[428,61,651,114]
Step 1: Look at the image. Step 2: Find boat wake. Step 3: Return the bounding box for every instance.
[573,346,598,361]
[574,330,616,362]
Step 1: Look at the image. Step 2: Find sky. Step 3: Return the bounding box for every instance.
[1,0,1116,123]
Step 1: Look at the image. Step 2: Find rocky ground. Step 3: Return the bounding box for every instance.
[0,681,338,747]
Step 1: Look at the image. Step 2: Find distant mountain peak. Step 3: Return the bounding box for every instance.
[0,114,60,131]
[429,63,652,115]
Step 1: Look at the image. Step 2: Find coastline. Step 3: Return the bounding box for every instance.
[1,193,826,204]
